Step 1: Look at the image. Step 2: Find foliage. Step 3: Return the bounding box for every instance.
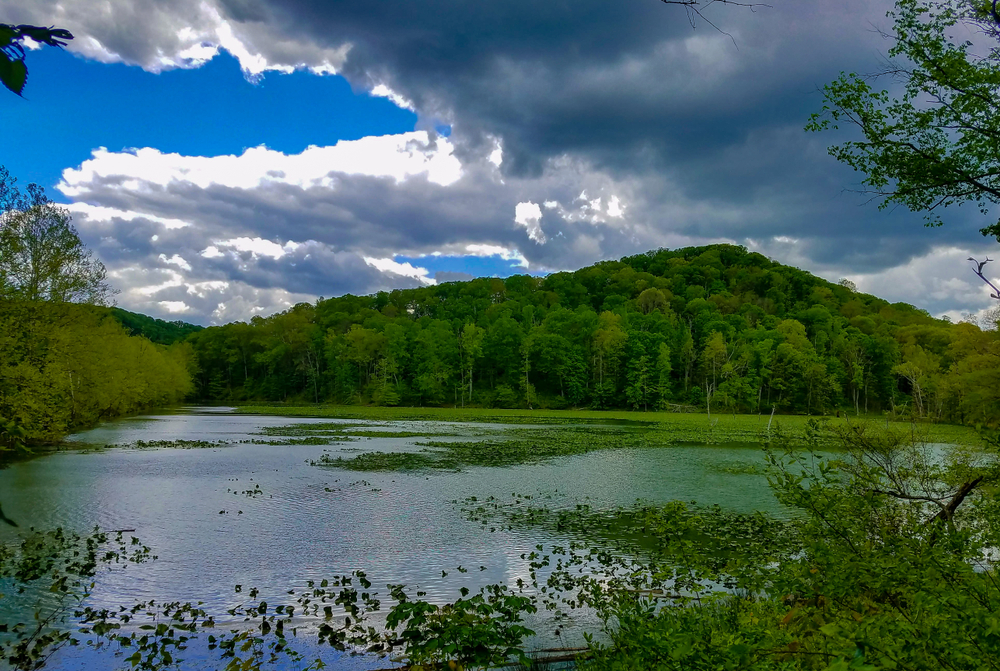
[0,24,72,96]
[0,528,153,670]
[109,307,202,345]
[0,168,114,305]
[384,583,537,670]
[0,301,193,449]
[184,244,1000,426]
[808,0,1000,238]
[4,416,999,670]
[577,422,1000,670]
[0,166,193,448]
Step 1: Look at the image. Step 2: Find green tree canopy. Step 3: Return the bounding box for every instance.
[807,0,1000,238]
[0,167,114,305]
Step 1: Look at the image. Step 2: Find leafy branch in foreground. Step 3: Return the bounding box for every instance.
[575,421,1000,670]
[0,24,72,96]
[808,0,1000,236]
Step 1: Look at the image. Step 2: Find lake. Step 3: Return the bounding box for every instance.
[0,407,781,669]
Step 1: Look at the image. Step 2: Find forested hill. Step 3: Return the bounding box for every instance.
[109,307,202,345]
[186,244,1000,424]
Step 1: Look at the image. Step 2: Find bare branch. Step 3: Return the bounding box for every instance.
[659,0,772,46]
[968,256,1000,300]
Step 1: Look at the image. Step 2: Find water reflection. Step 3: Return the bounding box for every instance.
[0,408,779,669]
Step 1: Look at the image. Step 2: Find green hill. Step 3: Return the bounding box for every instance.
[182,244,1000,424]
[109,307,203,345]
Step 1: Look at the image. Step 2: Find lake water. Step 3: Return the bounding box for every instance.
[0,408,780,669]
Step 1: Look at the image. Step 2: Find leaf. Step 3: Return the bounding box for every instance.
[0,53,26,95]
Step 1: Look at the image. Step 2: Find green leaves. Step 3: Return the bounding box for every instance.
[0,52,27,96]
[810,0,1000,235]
[0,527,153,670]
[0,24,73,97]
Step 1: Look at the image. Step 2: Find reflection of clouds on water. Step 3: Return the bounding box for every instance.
[2,410,778,667]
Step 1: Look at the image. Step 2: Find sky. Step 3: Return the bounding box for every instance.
[1,0,998,325]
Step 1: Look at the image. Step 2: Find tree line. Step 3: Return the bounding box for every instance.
[184,244,1000,425]
[0,169,193,449]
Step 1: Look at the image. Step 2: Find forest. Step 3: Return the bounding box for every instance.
[0,302,194,449]
[6,236,999,452]
[0,167,193,450]
[183,244,1000,426]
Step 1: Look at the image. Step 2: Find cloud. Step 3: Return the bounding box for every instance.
[62,127,997,325]
[840,246,1000,320]
[2,0,350,77]
[514,201,546,244]
[60,132,462,195]
[362,257,435,285]
[59,134,737,322]
[463,244,528,268]
[14,0,1000,322]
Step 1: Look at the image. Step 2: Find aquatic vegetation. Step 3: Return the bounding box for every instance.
[305,416,841,473]
[252,423,365,436]
[313,426,651,472]
[239,405,981,447]
[5,419,998,670]
[228,483,265,498]
[313,451,441,471]
[461,493,796,577]
[0,528,154,669]
[112,439,233,450]
[704,459,768,475]
[249,436,349,446]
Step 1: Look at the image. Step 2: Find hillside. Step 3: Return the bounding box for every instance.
[184,244,1000,423]
[0,301,194,448]
[109,307,203,345]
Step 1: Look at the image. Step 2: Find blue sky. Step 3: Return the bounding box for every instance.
[1,0,996,324]
[4,49,417,198]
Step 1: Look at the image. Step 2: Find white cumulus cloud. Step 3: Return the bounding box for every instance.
[514,201,546,244]
[362,257,436,285]
[60,132,463,197]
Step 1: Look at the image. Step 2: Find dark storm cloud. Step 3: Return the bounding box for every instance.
[244,0,991,271]
[262,0,895,173]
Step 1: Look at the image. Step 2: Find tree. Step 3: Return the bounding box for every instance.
[592,311,627,407]
[659,0,773,42]
[458,322,484,405]
[654,342,673,408]
[0,24,73,96]
[0,169,114,305]
[625,353,652,410]
[807,0,1000,239]
[636,287,667,315]
[700,331,729,417]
